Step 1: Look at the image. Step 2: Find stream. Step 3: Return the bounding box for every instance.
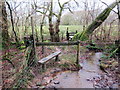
[45,52,103,88]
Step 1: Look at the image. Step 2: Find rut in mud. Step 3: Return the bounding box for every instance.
[44,52,103,88]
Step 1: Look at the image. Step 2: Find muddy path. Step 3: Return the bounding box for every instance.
[44,52,103,88]
[31,48,118,89]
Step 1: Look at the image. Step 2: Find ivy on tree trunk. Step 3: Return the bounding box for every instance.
[1,1,10,49]
[74,1,119,41]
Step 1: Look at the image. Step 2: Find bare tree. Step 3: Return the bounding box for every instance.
[1,1,10,50]
[54,0,74,42]
[6,1,19,46]
[117,0,120,40]
[0,0,10,63]
[74,1,119,41]
[33,0,77,42]
[12,1,21,40]
[116,0,120,84]
[27,17,37,66]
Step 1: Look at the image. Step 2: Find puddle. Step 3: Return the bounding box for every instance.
[46,52,103,88]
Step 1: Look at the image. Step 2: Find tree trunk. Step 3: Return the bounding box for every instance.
[86,1,117,34]
[54,7,63,42]
[24,19,29,36]
[35,25,39,42]
[54,19,60,42]
[1,1,10,49]
[74,1,119,41]
[6,1,19,46]
[27,17,37,66]
[116,0,120,86]
[48,0,54,42]
[0,1,10,87]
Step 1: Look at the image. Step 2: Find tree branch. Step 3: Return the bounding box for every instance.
[58,0,62,8]
[99,0,118,14]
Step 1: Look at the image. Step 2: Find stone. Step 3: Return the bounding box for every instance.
[39,86,45,88]
[50,68,61,74]
[54,81,60,84]
[45,85,56,89]
[108,81,113,86]
[32,86,38,89]
[112,84,118,88]
[47,79,52,84]
[44,74,49,77]
[86,78,91,81]
[36,82,42,86]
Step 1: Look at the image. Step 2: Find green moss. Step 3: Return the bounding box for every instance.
[0,43,2,50]
[18,46,26,50]
[73,31,88,41]
[73,1,117,41]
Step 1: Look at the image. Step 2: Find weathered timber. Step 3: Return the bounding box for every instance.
[38,51,61,70]
[38,51,61,64]
[27,17,37,66]
[36,41,79,46]
[66,30,77,41]
[76,43,80,65]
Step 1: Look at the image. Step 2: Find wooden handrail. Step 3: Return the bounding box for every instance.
[36,41,79,46]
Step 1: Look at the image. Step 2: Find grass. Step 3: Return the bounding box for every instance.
[95,25,119,39]
[60,54,77,63]
[0,43,2,51]
[39,25,83,39]
[8,25,83,40]
[8,24,119,42]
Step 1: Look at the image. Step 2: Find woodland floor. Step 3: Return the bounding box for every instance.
[1,41,119,89]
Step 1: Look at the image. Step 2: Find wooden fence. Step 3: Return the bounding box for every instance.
[36,41,80,65]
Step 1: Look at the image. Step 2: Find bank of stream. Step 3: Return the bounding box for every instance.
[31,47,118,89]
[43,52,104,88]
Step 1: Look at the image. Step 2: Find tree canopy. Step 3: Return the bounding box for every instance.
[73,0,120,41]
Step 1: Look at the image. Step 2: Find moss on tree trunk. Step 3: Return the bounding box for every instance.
[74,1,119,41]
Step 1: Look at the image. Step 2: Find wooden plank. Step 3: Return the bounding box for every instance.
[69,36,74,38]
[69,33,76,35]
[36,41,79,46]
[38,51,61,64]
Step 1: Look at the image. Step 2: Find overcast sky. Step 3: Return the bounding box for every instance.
[8,0,117,13]
[9,0,115,4]
[60,0,114,4]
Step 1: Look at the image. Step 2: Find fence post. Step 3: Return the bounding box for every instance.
[76,41,80,65]
[55,55,59,62]
[27,17,37,66]
[66,27,69,41]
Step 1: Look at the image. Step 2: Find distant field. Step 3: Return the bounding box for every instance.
[8,25,83,40]
[42,25,83,34]
[8,25,119,41]
[42,25,83,39]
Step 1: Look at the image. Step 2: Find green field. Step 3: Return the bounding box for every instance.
[8,25,119,41]
[42,25,83,39]
[8,25,83,40]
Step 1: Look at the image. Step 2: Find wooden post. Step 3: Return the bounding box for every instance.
[42,64,46,70]
[27,17,37,66]
[76,30,77,33]
[31,17,37,58]
[61,32,64,40]
[66,27,69,41]
[55,55,59,62]
[76,42,80,65]
[31,17,36,49]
